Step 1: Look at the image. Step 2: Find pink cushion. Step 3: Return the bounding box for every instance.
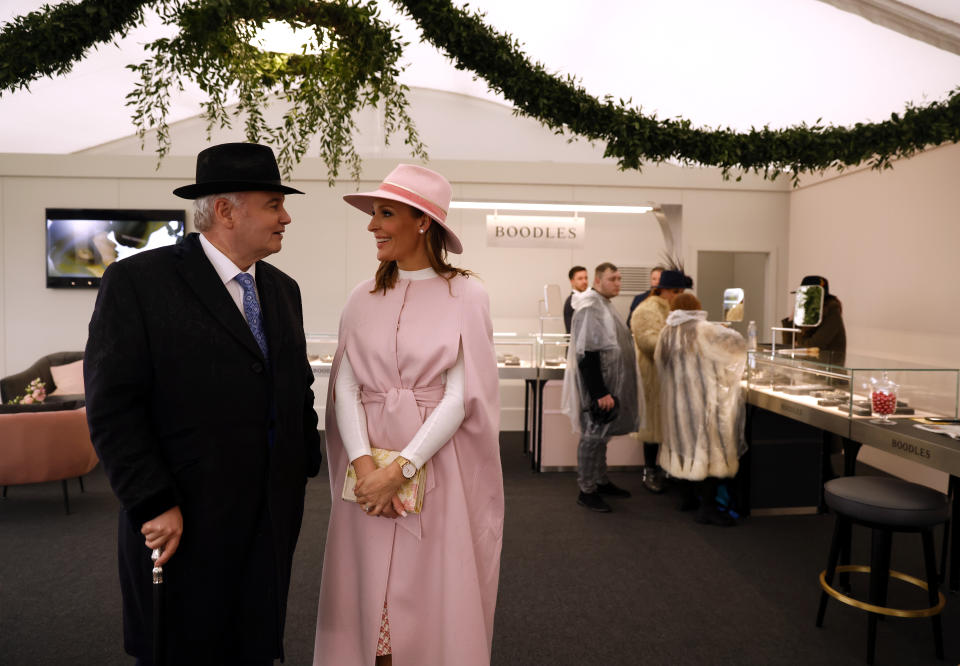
[49,359,84,395]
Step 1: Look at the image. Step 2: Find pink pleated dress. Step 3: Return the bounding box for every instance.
[314,273,504,666]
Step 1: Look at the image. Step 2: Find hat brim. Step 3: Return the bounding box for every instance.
[173,180,304,199]
[344,189,463,254]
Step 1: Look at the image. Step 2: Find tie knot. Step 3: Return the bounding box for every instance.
[234,272,255,290]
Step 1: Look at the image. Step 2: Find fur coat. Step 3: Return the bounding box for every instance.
[655,310,747,480]
[629,294,670,442]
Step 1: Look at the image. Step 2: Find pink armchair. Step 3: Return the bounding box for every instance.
[0,407,98,514]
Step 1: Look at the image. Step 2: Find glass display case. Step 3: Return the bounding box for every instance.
[494,333,538,379]
[306,333,338,376]
[746,348,960,436]
[537,333,570,380]
[305,333,338,420]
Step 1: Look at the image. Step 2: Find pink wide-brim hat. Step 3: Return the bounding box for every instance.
[343,164,462,254]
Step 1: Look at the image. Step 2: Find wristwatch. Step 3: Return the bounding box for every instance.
[394,456,417,480]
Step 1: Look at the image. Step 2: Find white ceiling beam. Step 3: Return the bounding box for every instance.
[818,0,960,55]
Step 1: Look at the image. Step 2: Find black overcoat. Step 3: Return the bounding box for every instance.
[84,233,322,664]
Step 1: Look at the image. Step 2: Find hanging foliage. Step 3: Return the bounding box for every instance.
[1,0,426,183]
[2,0,959,183]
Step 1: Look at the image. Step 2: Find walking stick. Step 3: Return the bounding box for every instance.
[152,547,164,666]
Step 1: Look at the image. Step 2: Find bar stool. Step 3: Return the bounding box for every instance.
[815,476,948,664]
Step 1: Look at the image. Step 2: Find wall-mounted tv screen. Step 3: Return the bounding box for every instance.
[46,208,186,288]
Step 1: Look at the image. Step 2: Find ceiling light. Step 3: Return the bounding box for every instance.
[450,201,653,214]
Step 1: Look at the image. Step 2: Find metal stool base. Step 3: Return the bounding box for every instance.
[819,565,945,618]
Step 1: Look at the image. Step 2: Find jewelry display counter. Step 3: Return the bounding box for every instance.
[746,350,959,438]
[494,332,573,471]
[497,333,571,470]
[308,333,548,381]
[494,334,538,380]
[745,348,960,589]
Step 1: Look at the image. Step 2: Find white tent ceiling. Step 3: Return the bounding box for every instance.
[1,0,959,155]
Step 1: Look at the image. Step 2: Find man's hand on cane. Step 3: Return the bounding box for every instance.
[142,506,183,566]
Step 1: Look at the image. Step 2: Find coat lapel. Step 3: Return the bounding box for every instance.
[175,234,265,362]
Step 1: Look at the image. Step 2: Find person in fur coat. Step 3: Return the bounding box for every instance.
[628,268,692,493]
[655,293,747,526]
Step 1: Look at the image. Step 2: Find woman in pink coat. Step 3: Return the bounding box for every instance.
[314,165,504,666]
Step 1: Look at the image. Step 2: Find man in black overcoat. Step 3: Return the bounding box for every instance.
[84,143,323,665]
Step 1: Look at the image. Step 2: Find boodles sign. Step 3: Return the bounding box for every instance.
[485,215,585,248]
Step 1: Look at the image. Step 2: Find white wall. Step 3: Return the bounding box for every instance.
[684,188,789,343]
[790,142,960,490]
[83,87,615,165]
[791,142,960,367]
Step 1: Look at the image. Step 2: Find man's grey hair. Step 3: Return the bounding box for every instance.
[193,192,245,232]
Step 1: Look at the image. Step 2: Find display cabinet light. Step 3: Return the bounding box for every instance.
[450,201,653,214]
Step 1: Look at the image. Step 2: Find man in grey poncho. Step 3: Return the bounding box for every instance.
[562,262,641,513]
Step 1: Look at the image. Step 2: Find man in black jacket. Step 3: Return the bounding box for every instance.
[84,143,323,665]
[562,265,588,333]
[626,265,664,325]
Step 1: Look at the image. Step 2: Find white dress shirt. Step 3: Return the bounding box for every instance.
[199,233,259,320]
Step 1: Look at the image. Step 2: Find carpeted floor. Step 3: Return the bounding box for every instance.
[1,433,955,665]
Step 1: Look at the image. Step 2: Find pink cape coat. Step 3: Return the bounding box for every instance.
[314,274,504,666]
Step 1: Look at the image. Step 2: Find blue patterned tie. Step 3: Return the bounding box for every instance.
[234,272,269,360]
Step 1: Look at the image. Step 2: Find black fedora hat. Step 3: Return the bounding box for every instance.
[659,269,693,290]
[173,143,304,199]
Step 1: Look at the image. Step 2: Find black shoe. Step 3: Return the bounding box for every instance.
[656,467,671,488]
[596,481,631,498]
[641,466,664,494]
[695,505,736,527]
[577,492,612,513]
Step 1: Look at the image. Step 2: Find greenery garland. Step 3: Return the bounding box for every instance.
[2,0,958,183]
[0,0,149,91]
[397,0,960,182]
[1,0,426,183]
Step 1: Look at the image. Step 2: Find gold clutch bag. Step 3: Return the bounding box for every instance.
[342,448,427,514]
